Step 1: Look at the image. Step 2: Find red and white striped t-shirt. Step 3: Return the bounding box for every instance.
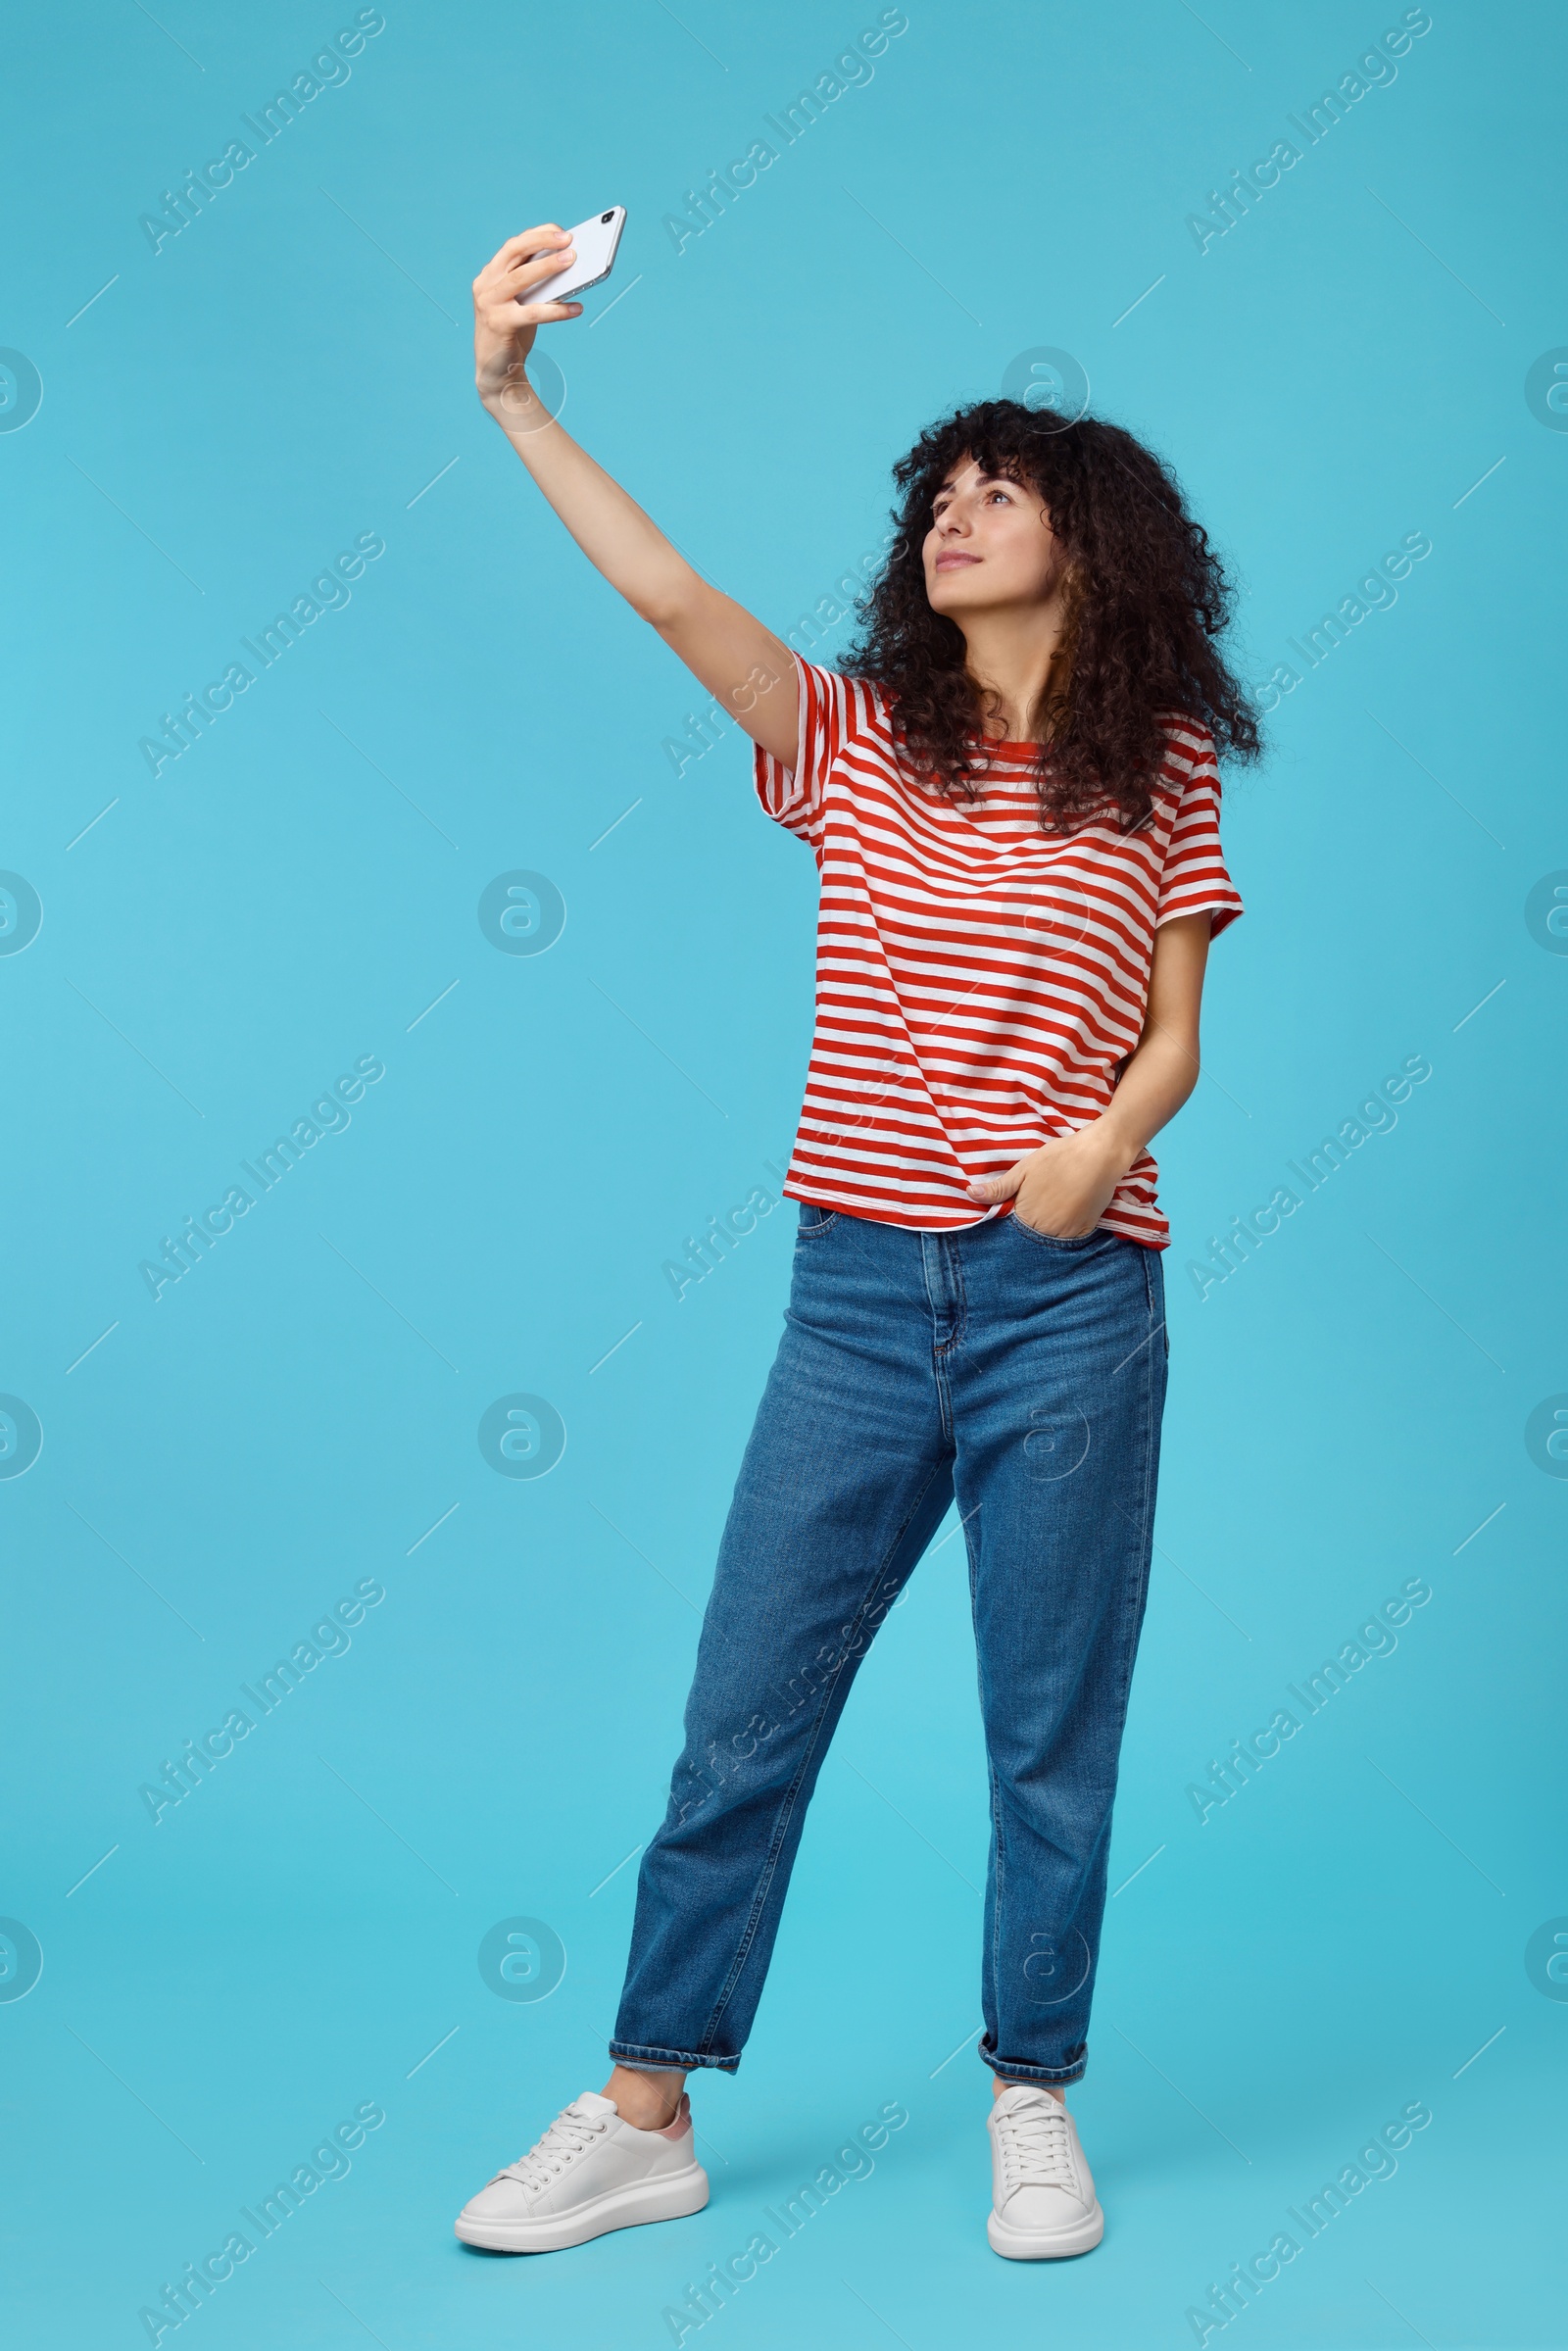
[753,654,1244,1249]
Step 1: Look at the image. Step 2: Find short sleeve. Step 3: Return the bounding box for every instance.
[1155,724,1244,940]
[752,653,856,850]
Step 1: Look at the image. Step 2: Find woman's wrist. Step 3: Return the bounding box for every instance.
[477,357,538,427]
[1081,1113,1146,1182]
[480,381,525,421]
[485,381,559,451]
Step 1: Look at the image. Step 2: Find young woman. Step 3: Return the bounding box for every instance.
[456,223,1259,2263]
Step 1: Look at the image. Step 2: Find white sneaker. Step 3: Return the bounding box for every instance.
[987,2084,1104,2259]
[455,2089,709,2252]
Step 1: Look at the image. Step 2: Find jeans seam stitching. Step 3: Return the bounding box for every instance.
[1113,1298,1152,1697]
[931,1237,968,1379]
[961,1504,1010,2074]
[1111,1251,1162,1723]
[988,1755,1006,2068]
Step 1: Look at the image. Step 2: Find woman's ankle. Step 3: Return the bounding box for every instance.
[604,2062,687,2130]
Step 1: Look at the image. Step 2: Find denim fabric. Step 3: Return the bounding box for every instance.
[610,1200,1168,2084]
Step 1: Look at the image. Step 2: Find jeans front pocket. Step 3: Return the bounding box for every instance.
[796,1201,840,1239]
[1009,1210,1102,1250]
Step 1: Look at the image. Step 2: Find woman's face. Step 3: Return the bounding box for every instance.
[922,455,1064,619]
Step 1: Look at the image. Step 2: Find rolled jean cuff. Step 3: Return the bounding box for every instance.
[981,2038,1086,2086]
[608,2038,739,2075]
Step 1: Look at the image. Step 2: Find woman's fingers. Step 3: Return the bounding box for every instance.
[491,225,566,266]
[477,286,581,330]
[966,1158,1027,1200]
[495,237,573,287]
[478,280,582,321]
[472,230,571,304]
[504,246,577,294]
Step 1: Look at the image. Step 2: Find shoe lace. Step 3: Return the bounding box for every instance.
[498,2102,610,2190]
[996,2096,1076,2192]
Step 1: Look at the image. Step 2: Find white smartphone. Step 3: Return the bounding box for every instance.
[519,207,626,313]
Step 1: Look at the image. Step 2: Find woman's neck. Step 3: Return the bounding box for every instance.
[960,598,1074,744]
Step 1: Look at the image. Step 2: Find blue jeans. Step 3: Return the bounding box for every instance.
[610,1200,1168,2085]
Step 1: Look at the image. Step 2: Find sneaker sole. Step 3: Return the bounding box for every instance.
[987,2198,1104,2260]
[455,2161,710,2253]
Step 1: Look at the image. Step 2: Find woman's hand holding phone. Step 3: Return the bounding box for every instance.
[472,226,582,422]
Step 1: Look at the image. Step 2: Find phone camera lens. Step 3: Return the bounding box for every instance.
[601,212,612,223]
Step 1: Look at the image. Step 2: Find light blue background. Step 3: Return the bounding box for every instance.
[2,3,1563,2345]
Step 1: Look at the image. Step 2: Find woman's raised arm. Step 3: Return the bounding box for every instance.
[472,226,799,766]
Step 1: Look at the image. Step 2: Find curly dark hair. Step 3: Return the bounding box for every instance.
[839,398,1261,836]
